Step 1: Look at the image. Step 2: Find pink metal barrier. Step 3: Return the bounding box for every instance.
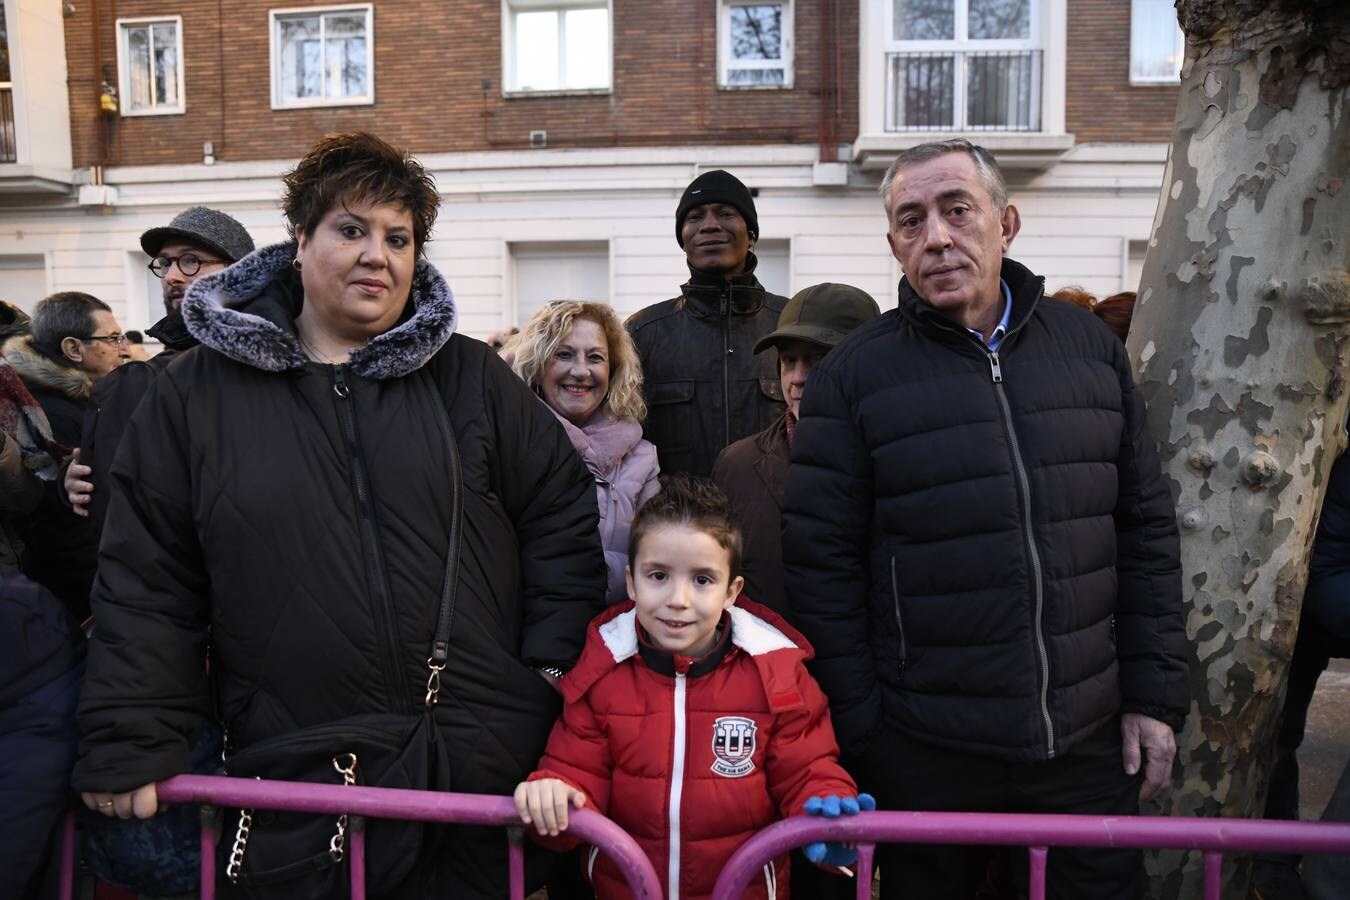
[710,811,1350,900]
[64,774,662,899]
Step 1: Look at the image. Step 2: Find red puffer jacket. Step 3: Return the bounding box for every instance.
[529,598,856,900]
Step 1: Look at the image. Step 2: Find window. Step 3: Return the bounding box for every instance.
[1,1,13,163]
[503,0,611,93]
[719,1,793,88]
[269,5,373,108]
[753,239,790,294]
[884,0,1041,132]
[116,17,185,115]
[1126,240,1148,292]
[0,255,48,313]
[1130,0,1183,84]
[511,241,609,321]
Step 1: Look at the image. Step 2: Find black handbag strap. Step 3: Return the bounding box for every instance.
[423,380,463,706]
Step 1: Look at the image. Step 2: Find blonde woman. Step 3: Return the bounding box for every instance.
[514,301,660,603]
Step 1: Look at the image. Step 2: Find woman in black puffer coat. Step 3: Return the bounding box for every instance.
[72,133,606,898]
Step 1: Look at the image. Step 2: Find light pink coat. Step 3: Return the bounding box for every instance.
[552,408,661,603]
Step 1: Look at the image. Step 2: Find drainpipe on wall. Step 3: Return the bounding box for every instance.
[91,0,104,165]
[817,0,837,163]
[812,0,848,186]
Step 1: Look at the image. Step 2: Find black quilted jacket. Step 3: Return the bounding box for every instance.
[73,245,606,825]
[626,253,788,477]
[782,258,1188,763]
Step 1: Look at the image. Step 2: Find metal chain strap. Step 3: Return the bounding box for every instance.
[225,806,253,882]
[328,753,359,861]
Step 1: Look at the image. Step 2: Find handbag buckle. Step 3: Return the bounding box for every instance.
[424,659,446,707]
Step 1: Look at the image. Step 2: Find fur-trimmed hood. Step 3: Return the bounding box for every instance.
[181,241,457,380]
[1,334,94,402]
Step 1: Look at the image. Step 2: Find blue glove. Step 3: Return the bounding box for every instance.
[802,793,875,867]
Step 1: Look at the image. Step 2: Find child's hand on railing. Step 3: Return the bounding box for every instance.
[802,793,876,870]
[513,778,587,837]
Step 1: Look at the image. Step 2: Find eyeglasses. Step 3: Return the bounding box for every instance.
[83,333,128,347]
[148,252,224,278]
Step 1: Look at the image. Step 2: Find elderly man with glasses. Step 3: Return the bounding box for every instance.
[0,292,131,620]
[64,207,254,532]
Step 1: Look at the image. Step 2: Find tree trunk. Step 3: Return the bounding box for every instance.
[1126,2,1350,896]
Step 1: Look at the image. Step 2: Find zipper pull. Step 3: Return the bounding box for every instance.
[988,352,1003,383]
[333,367,351,398]
[720,293,729,317]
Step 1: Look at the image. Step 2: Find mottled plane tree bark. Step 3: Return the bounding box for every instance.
[1125,1,1349,896]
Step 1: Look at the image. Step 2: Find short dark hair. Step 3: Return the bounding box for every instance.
[879,138,1008,225]
[31,292,112,356]
[281,132,439,254]
[628,474,743,580]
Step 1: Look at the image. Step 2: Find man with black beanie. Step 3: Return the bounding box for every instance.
[625,169,788,477]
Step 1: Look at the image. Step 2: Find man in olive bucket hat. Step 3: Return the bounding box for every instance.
[712,281,879,900]
[713,282,880,613]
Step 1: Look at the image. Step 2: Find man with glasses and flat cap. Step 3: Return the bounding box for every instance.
[65,207,255,533]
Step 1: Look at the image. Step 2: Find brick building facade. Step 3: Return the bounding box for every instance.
[2,0,1184,338]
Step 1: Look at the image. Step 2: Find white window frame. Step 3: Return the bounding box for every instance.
[882,0,1042,132]
[886,0,1040,53]
[268,4,375,110]
[501,0,613,95]
[718,0,794,89]
[115,16,186,116]
[1129,0,1184,85]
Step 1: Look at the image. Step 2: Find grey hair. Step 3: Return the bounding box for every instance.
[878,139,1008,224]
[32,291,112,356]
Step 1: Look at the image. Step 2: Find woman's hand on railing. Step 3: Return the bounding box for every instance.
[81,783,160,819]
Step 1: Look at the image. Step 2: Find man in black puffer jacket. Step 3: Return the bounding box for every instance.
[626,170,788,477]
[783,140,1188,900]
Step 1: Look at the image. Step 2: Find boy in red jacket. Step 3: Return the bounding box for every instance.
[515,475,871,899]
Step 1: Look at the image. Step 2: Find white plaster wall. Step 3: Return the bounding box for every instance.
[0,143,1167,338]
[5,0,74,170]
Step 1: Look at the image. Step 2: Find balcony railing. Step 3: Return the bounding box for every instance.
[885,50,1042,132]
[0,84,15,163]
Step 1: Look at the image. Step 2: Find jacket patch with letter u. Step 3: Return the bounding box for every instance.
[710,715,757,777]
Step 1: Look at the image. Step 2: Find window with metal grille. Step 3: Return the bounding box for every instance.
[884,0,1041,132]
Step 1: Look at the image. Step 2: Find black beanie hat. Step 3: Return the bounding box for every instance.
[675,170,759,247]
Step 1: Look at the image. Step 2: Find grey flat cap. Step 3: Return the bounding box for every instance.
[141,206,255,263]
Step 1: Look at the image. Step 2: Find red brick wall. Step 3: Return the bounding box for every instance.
[65,0,859,167]
[1065,0,1179,143]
